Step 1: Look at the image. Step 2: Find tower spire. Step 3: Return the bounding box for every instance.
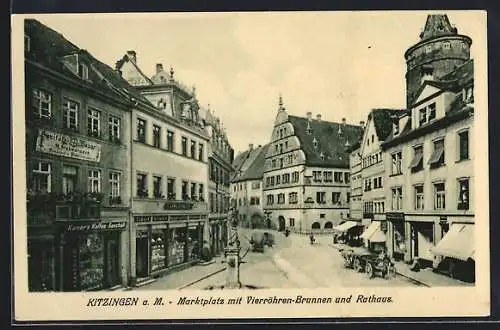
[278,94,285,112]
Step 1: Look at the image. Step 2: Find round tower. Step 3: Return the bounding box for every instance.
[404,14,472,107]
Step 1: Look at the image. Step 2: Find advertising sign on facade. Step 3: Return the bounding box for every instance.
[64,221,126,232]
[36,129,102,162]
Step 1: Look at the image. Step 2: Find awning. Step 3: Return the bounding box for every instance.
[428,142,444,165]
[431,223,474,261]
[370,230,387,243]
[333,221,359,233]
[409,151,423,169]
[360,221,380,240]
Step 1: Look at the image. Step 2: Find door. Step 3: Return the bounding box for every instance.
[105,234,120,287]
[136,235,149,278]
[278,216,286,232]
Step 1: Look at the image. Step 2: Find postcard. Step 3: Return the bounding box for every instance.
[11,10,490,321]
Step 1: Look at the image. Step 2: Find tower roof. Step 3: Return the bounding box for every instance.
[419,14,458,40]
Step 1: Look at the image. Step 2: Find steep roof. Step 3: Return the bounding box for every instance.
[419,14,457,41]
[288,115,363,168]
[370,108,405,142]
[232,144,270,182]
[25,19,152,106]
[232,150,250,175]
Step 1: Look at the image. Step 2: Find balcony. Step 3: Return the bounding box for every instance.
[27,192,102,225]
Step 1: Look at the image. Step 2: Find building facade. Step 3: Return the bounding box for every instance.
[116,54,209,285]
[25,19,133,291]
[231,144,270,229]
[262,97,363,233]
[201,107,234,257]
[348,142,363,222]
[381,15,475,282]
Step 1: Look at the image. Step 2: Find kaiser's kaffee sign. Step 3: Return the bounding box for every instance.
[36,129,102,162]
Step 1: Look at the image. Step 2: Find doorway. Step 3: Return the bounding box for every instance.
[136,231,149,278]
[278,216,286,232]
[105,233,120,288]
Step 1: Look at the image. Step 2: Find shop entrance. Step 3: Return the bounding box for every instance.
[105,232,120,287]
[136,231,149,278]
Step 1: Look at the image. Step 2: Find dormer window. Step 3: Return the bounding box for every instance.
[77,62,88,80]
[394,121,400,135]
[313,137,318,149]
[319,152,325,161]
[24,34,30,53]
[465,87,474,103]
[306,122,312,135]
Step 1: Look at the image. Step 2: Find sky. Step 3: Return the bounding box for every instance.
[26,11,485,153]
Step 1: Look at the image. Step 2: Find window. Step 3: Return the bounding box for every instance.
[167,130,175,151]
[458,178,469,210]
[250,197,260,205]
[289,192,298,204]
[419,108,427,126]
[198,143,204,161]
[266,194,274,205]
[391,187,403,210]
[276,175,281,185]
[320,214,326,219]
[289,218,295,227]
[429,139,445,168]
[153,176,163,198]
[345,172,350,184]
[62,165,78,194]
[428,103,436,121]
[346,192,351,203]
[108,115,121,142]
[181,181,189,200]
[190,140,196,158]
[77,62,88,80]
[181,137,188,156]
[391,152,402,175]
[292,171,299,183]
[323,171,333,183]
[152,125,161,148]
[373,177,383,189]
[283,173,290,184]
[87,170,101,193]
[364,179,372,192]
[109,171,121,198]
[136,173,148,197]
[458,130,469,161]
[409,145,424,173]
[313,171,322,183]
[190,183,197,200]
[167,178,176,200]
[199,184,204,201]
[434,182,446,210]
[32,89,52,119]
[31,161,51,193]
[63,99,79,131]
[136,118,146,143]
[415,185,424,210]
[332,192,341,204]
[277,193,285,204]
[251,181,261,189]
[316,191,326,204]
[280,158,284,168]
[210,193,215,212]
[271,159,276,168]
[334,172,343,183]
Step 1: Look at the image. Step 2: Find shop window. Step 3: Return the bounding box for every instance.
[181,137,188,156]
[77,233,104,290]
[198,143,204,161]
[289,192,298,204]
[167,130,175,151]
[87,170,101,193]
[429,139,445,168]
[151,230,166,272]
[152,125,161,148]
[316,191,326,204]
[181,181,189,200]
[414,185,424,210]
[108,115,121,143]
[32,88,52,119]
[458,130,469,161]
[167,178,176,200]
[458,178,470,210]
[410,145,424,173]
[87,108,101,138]
[153,176,163,199]
[63,98,79,131]
[168,227,187,266]
[187,226,201,261]
[332,192,341,204]
[31,161,51,193]
[190,140,196,158]
[136,173,148,198]
[434,182,446,210]
[62,165,78,195]
[391,152,402,175]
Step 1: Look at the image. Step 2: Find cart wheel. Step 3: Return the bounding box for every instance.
[366,263,374,278]
[354,258,362,272]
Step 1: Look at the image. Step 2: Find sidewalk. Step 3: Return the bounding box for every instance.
[326,239,474,287]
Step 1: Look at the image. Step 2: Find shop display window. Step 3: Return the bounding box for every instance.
[151,230,166,272]
[168,228,186,266]
[187,227,200,261]
[78,233,104,290]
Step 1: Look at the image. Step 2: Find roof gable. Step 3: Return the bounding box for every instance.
[413,84,443,105]
[231,144,270,182]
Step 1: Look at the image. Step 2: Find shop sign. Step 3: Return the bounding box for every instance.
[135,216,152,223]
[36,129,102,162]
[386,212,405,222]
[153,215,169,222]
[64,221,126,232]
[163,201,193,210]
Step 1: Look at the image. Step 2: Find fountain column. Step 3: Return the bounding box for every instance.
[224,208,241,289]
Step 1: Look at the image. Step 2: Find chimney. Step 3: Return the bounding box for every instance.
[249,143,254,150]
[306,112,312,120]
[359,120,365,128]
[156,63,164,73]
[342,117,346,125]
[316,114,322,121]
[127,50,137,63]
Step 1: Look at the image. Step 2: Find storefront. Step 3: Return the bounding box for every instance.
[134,215,204,279]
[386,212,406,261]
[332,221,364,246]
[360,220,387,252]
[27,235,56,292]
[408,221,435,268]
[60,221,126,291]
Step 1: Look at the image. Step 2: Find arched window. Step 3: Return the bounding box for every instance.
[324,221,333,229]
[311,222,321,229]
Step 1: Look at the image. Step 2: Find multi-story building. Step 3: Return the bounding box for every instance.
[25,19,133,291]
[116,54,209,285]
[356,109,403,250]
[230,143,270,228]
[200,107,235,257]
[381,14,475,282]
[263,97,363,233]
[348,142,363,222]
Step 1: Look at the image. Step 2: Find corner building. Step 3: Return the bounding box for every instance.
[116,54,209,285]
[263,97,363,233]
[25,19,133,291]
[382,15,475,282]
